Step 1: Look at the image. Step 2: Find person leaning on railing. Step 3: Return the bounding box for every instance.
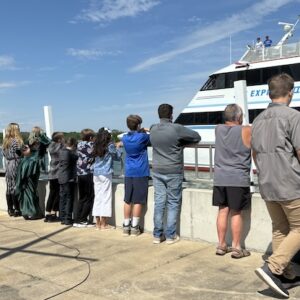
[213,104,251,259]
[150,103,201,245]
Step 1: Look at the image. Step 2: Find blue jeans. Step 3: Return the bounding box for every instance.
[152,172,183,239]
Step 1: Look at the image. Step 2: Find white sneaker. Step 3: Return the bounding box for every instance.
[75,222,88,228]
[166,235,180,245]
[153,235,166,244]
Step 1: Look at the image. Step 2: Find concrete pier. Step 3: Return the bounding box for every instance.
[0,177,271,252]
[0,212,300,300]
[1,178,300,299]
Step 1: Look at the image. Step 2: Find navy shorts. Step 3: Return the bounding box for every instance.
[124,177,148,204]
[212,186,251,211]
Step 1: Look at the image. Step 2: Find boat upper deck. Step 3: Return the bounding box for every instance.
[241,41,300,64]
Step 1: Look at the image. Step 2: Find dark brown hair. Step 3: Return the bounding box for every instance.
[51,132,64,143]
[80,128,95,141]
[92,128,111,158]
[158,103,173,119]
[66,137,77,148]
[268,73,294,100]
[127,115,142,131]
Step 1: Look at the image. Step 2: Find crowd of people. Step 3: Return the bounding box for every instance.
[2,73,300,298]
[1,103,200,243]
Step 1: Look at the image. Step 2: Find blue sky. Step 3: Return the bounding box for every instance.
[0,0,300,132]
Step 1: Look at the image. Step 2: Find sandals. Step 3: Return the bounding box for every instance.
[216,245,232,256]
[231,248,251,259]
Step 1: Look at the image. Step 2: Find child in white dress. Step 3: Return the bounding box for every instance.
[92,128,122,230]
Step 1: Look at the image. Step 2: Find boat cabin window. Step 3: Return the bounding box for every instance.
[281,64,300,81]
[175,108,266,126]
[201,77,216,90]
[200,63,300,91]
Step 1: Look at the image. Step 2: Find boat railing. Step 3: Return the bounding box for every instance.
[241,41,300,63]
[1,143,258,190]
[183,142,215,181]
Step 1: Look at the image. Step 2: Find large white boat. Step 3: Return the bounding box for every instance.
[175,17,300,168]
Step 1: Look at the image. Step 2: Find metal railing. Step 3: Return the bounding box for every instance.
[0,144,217,183]
[241,41,300,63]
[183,142,215,181]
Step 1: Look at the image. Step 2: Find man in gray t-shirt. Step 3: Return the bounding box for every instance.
[253,73,300,298]
[213,104,251,259]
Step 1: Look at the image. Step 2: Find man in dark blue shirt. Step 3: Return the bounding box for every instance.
[122,115,150,236]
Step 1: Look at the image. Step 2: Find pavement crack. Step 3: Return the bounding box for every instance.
[136,245,212,276]
[1,265,43,282]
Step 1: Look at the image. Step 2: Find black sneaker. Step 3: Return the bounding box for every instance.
[131,225,141,236]
[64,220,73,226]
[280,275,300,289]
[44,215,51,222]
[255,263,289,298]
[13,210,22,217]
[48,214,60,223]
[8,209,15,217]
[123,224,131,236]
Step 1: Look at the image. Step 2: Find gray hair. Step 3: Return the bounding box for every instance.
[224,104,243,122]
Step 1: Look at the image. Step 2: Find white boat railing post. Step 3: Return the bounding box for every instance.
[234,80,255,193]
[234,81,249,123]
[44,106,53,139]
[43,106,54,173]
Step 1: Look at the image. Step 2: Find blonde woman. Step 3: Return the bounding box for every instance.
[2,123,23,216]
[28,126,50,163]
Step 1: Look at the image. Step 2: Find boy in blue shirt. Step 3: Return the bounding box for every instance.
[264,36,272,48]
[122,115,150,236]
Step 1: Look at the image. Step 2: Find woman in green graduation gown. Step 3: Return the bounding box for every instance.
[15,127,51,219]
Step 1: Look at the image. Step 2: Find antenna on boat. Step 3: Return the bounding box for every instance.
[276,16,300,47]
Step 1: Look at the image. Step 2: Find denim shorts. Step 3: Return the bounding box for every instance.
[124,177,148,204]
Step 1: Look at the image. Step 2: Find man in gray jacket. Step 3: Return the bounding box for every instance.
[253,73,300,298]
[150,104,201,244]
